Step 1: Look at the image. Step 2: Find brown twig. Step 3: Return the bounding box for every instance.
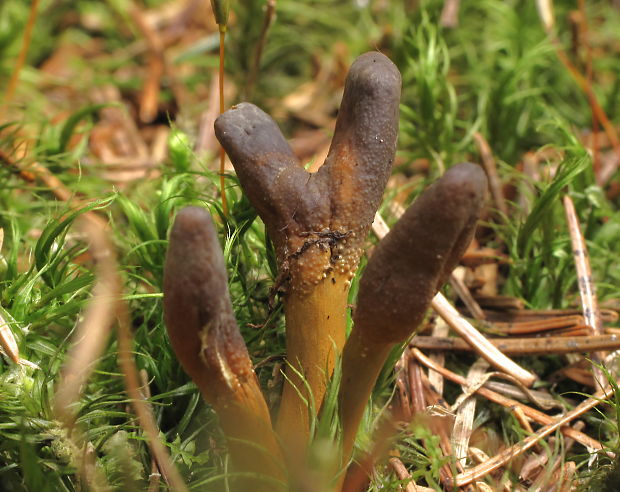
[542,15,620,182]
[218,29,229,216]
[116,289,189,492]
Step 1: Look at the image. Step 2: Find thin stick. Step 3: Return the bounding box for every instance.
[411,333,620,355]
[545,30,620,181]
[4,0,40,104]
[432,292,536,387]
[450,383,616,487]
[412,348,606,453]
[563,195,604,386]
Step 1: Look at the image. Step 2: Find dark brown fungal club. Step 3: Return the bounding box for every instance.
[163,207,285,491]
[215,51,401,446]
[338,162,488,466]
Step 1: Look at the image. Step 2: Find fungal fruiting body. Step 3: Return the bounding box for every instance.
[163,207,285,491]
[215,51,401,449]
[338,162,488,466]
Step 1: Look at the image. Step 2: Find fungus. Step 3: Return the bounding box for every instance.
[163,206,285,491]
[338,162,488,465]
[215,51,401,447]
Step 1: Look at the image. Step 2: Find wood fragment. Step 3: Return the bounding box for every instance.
[474,295,525,310]
[489,315,585,335]
[482,381,563,411]
[395,350,412,421]
[482,308,617,324]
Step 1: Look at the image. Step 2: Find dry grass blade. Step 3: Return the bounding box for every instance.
[130,5,166,124]
[412,348,607,453]
[431,292,537,387]
[450,380,616,487]
[246,0,277,98]
[439,0,461,28]
[5,141,189,490]
[50,214,188,491]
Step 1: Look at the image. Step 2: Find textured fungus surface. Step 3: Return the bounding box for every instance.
[163,207,284,490]
[354,162,488,344]
[215,51,401,295]
[338,162,488,465]
[163,206,254,400]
